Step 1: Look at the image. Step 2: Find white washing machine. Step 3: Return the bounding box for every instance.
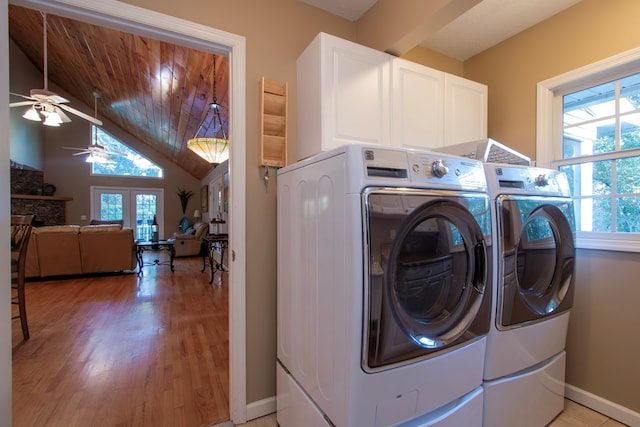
[277,144,493,426]
[482,164,575,427]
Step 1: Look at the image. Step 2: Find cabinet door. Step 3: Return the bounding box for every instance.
[326,35,390,150]
[444,74,487,146]
[297,33,390,160]
[391,58,444,150]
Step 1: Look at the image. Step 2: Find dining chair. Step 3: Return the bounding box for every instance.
[11,214,34,340]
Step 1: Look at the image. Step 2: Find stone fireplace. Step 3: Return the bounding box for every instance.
[10,164,72,226]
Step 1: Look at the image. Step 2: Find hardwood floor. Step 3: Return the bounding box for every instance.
[12,256,230,427]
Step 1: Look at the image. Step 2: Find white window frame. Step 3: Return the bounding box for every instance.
[537,47,640,252]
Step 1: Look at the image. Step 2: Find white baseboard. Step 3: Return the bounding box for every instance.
[246,395,276,422]
[565,384,640,427]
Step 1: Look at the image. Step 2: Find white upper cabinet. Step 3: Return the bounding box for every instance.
[391,58,487,150]
[444,73,488,145]
[391,58,445,150]
[296,33,487,160]
[297,32,390,161]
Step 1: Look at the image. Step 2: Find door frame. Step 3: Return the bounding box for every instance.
[90,186,165,238]
[6,0,248,422]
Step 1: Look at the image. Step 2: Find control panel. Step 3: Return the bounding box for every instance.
[406,151,486,189]
[362,146,487,190]
[487,164,571,196]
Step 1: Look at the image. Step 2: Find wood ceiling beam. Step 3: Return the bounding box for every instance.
[355,0,481,57]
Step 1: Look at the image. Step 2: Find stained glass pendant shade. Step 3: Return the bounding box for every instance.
[187,55,229,164]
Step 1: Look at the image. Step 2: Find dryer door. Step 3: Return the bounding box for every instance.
[497,196,575,328]
[364,190,491,371]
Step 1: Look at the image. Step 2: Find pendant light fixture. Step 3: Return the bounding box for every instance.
[187,55,229,164]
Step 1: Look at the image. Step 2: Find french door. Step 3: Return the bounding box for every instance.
[91,186,165,240]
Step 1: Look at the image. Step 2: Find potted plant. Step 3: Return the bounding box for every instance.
[176,188,193,231]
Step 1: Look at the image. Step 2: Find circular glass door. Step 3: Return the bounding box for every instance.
[515,204,575,315]
[385,199,487,349]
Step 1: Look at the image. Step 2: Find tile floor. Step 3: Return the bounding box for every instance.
[212,399,628,427]
[550,399,627,427]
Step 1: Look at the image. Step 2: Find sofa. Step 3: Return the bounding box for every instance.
[168,221,208,257]
[25,224,137,278]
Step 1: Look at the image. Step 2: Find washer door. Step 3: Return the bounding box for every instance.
[498,197,575,328]
[365,191,491,370]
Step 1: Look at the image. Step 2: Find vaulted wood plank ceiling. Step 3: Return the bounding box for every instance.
[8,4,228,180]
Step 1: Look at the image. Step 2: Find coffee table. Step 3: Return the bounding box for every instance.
[136,240,175,275]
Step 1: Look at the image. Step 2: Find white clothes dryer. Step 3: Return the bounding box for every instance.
[482,164,575,427]
[277,144,493,427]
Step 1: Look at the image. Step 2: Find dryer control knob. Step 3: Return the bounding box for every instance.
[431,160,449,178]
[535,174,549,186]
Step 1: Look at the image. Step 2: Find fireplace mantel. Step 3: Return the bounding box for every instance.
[11,194,73,202]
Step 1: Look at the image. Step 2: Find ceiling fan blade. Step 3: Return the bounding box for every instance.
[53,106,72,123]
[9,101,35,108]
[103,149,128,157]
[30,88,69,104]
[62,146,90,152]
[9,92,37,101]
[72,151,90,156]
[57,103,103,126]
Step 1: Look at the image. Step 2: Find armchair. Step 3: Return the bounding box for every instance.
[169,221,208,257]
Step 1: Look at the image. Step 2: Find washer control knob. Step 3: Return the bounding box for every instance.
[431,160,449,178]
[535,174,549,187]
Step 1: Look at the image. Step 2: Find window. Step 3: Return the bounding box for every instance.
[91,126,163,178]
[537,48,640,252]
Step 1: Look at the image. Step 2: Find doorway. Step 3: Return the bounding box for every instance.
[91,186,165,240]
[4,0,248,422]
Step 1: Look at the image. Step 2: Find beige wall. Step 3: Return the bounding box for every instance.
[400,46,464,76]
[570,250,640,412]
[464,0,640,414]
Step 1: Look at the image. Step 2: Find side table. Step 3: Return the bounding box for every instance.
[202,233,228,284]
[136,240,175,275]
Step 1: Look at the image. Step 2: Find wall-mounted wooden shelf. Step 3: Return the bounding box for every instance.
[259,78,288,167]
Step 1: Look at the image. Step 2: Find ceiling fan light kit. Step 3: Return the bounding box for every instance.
[187,54,229,164]
[22,107,41,121]
[85,151,114,164]
[43,111,62,127]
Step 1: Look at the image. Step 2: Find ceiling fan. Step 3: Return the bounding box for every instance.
[9,11,103,127]
[62,92,123,163]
